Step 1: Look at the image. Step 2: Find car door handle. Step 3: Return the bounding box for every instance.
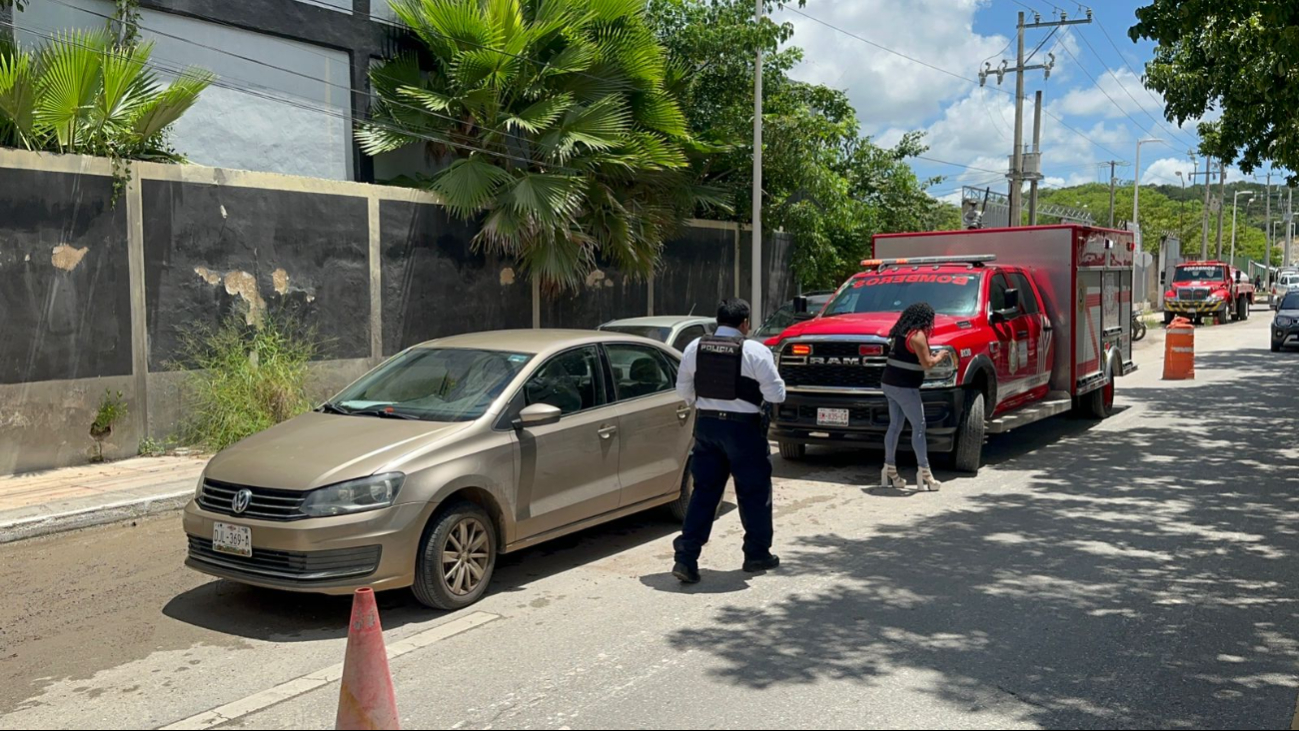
[676,406,692,422]
[598,424,618,440]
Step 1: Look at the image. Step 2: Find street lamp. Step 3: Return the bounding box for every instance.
[1230,190,1254,266]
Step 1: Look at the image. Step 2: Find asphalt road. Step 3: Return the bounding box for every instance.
[2,312,1297,730]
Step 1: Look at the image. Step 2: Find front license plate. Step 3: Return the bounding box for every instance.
[213,522,252,558]
[816,408,850,427]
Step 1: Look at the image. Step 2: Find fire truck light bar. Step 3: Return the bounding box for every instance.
[860,255,997,269]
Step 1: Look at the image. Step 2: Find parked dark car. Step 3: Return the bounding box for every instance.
[753,291,836,340]
[1272,292,1299,352]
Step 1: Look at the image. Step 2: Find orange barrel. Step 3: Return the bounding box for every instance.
[1163,316,1195,380]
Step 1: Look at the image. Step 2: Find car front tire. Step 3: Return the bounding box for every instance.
[413,502,497,611]
[778,441,807,460]
[950,391,985,474]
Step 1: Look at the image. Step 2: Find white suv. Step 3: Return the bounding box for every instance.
[1274,272,1299,310]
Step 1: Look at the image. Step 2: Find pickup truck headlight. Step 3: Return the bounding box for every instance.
[921,346,959,389]
[1207,293,1224,302]
[1278,316,1295,328]
[301,473,404,517]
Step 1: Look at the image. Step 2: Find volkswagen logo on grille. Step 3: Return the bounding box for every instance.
[232,488,253,515]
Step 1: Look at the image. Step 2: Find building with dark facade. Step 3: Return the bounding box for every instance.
[5,0,416,182]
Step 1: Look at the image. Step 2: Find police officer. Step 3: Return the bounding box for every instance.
[672,299,787,584]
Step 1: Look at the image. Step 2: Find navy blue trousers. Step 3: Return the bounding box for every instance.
[673,415,774,567]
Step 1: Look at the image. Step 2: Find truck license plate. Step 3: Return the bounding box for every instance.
[213,522,252,558]
[816,408,850,426]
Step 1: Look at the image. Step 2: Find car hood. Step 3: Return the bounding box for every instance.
[1278,309,1299,319]
[770,312,974,342]
[203,411,474,490]
[1171,281,1224,288]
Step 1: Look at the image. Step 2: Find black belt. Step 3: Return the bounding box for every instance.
[697,410,763,424]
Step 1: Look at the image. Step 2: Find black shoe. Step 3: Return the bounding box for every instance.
[672,562,701,584]
[743,554,780,573]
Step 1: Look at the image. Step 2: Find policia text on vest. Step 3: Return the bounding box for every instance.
[671,300,787,585]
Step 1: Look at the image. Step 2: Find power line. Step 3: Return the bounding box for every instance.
[785,5,1125,160]
[1053,29,1168,147]
[913,155,1007,174]
[1092,18,1197,148]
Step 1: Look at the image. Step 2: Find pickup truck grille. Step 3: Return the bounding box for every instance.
[779,341,887,390]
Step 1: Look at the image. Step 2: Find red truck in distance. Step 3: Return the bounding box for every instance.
[1162,261,1256,325]
[766,225,1136,474]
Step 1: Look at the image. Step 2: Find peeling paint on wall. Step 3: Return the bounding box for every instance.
[499,267,516,285]
[194,266,222,285]
[51,244,88,271]
[272,268,289,295]
[223,271,266,325]
[220,204,228,220]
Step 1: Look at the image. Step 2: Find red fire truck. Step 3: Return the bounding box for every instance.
[767,225,1136,473]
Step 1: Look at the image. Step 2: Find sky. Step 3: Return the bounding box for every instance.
[771,0,1275,205]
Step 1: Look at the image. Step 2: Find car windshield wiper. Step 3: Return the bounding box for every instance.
[345,406,423,421]
[318,402,351,415]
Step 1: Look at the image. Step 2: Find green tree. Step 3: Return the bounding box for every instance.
[0,29,211,162]
[646,0,951,288]
[1131,1,1299,180]
[360,0,716,289]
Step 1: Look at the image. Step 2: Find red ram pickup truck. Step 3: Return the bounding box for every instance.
[767,225,1136,473]
[1162,261,1256,325]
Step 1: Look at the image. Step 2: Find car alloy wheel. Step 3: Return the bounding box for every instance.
[442,517,490,597]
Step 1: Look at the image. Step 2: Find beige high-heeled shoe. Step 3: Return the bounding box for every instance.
[881,464,906,489]
[918,467,942,492]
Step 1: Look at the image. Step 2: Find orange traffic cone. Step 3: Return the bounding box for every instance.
[1163,316,1195,380]
[336,588,400,730]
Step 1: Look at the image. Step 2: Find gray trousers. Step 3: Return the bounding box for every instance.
[883,383,929,469]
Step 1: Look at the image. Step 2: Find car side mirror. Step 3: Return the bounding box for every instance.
[793,295,809,314]
[1004,288,1021,312]
[990,310,1006,325]
[514,403,562,430]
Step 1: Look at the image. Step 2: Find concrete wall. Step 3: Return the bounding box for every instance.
[0,148,784,476]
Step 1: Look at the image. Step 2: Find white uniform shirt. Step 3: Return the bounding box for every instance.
[676,326,787,413]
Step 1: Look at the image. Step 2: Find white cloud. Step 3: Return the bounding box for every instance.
[777,0,1009,131]
[1057,67,1163,120]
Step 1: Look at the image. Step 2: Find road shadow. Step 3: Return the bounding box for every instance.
[668,345,1299,729]
[164,502,726,642]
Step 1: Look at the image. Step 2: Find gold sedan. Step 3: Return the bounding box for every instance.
[183,330,697,610]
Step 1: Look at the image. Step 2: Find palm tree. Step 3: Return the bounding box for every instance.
[360,0,721,289]
[0,29,212,162]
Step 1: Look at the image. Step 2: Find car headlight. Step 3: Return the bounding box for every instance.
[1208,293,1224,302]
[1278,316,1294,328]
[921,346,959,389]
[301,473,404,517]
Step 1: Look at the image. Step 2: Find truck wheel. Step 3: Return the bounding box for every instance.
[413,502,497,611]
[1240,297,1250,320]
[1164,311,1176,326]
[950,391,985,474]
[1082,371,1115,420]
[778,441,807,461]
[1214,307,1229,326]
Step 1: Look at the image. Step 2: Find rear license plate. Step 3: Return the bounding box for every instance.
[213,522,252,558]
[816,408,850,426]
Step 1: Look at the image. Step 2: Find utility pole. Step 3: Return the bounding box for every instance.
[1278,186,1288,270]
[1029,90,1043,224]
[1215,160,1227,259]
[981,8,1090,227]
[1100,160,1128,228]
[1261,171,1273,262]
[751,0,763,322]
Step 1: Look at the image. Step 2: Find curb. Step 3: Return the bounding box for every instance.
[0,489,193,545]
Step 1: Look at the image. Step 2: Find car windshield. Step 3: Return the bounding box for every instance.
[328,348,532,422]
[824,272,984,317]
[1175,266,1223,282]
[1280,274,1298,286]
[755,297,831,338]
[599,325,671,342]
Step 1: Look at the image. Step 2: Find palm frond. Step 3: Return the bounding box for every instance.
[428,155,515,218]
[130,69,212,142]
[0,50,37,147]
[503,92,572,133]
[34,30,107,150]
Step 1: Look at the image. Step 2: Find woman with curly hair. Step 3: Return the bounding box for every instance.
[881,302,950,491]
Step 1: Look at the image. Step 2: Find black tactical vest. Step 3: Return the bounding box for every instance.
[695,335,764,406]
